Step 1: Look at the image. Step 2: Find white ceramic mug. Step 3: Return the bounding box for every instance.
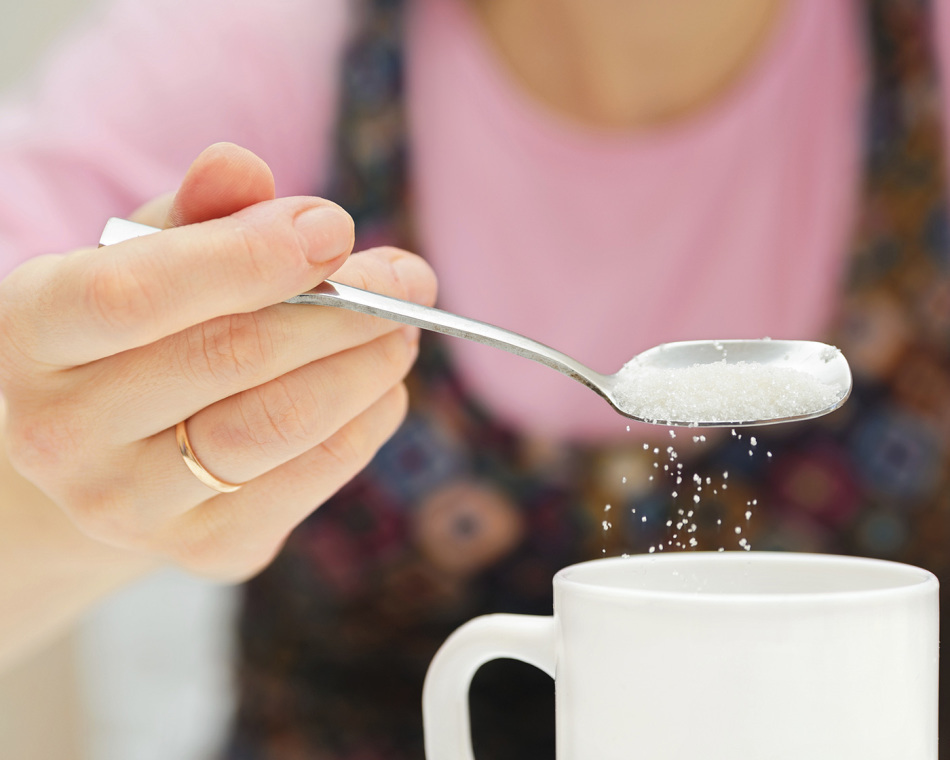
[423,552,939,760]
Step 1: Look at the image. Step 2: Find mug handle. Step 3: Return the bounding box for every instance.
[422,613,557,760]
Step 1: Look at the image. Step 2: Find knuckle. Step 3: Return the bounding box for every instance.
[66,486,129,544]
[343,260,379,293]
[0,274,33,380]
[81,257,158,340]
[356,332,415,389]
[227,221,308,285]
[0,256,75,376]
[318,417,371,474]
[5,406,151,550]
[0,320,31,384]
[316,384,408,475]
[5,404,82,478]
[251,374,320,448]
[209,374,318,455]
[349,248,412,300]
[180,312,276,390]
[228,224,275,283]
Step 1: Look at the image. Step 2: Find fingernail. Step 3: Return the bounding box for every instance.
[294,205,354,264]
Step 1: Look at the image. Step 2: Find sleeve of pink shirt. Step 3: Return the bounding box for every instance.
[0,0,350,280]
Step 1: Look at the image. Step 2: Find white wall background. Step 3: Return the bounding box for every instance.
[0,2,238,758]
[0,0,93,90]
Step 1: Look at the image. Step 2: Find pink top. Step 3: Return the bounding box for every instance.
[1,0,949,440]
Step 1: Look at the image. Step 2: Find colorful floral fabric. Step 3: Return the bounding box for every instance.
[225,1,950,757]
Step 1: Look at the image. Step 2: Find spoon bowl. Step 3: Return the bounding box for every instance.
[604,339,851,427]
[101,218,853,428]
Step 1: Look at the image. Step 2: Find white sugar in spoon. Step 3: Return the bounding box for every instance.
[101,218,852,428]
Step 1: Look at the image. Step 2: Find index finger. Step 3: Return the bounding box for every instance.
[1,196,354,368]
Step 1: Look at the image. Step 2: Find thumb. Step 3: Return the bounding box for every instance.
[130,142,277,229]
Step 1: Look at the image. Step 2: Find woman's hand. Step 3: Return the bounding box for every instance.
[0,142,437,582]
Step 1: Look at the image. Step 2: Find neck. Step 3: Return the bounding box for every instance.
[470,0,788,129]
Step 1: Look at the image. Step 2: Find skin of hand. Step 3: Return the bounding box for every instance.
[0,142,437,601]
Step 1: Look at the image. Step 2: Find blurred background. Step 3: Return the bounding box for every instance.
[0,2,237,758]
[0,0,89,86]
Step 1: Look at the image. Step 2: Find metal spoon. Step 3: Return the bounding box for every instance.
[101,218,853,427]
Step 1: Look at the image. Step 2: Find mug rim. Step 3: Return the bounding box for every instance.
[554,551,938,603]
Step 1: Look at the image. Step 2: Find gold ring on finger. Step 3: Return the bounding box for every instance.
[175,419,244,494]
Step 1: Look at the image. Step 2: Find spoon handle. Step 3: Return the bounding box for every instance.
[287,282,607,391]
[98,218,610,397]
